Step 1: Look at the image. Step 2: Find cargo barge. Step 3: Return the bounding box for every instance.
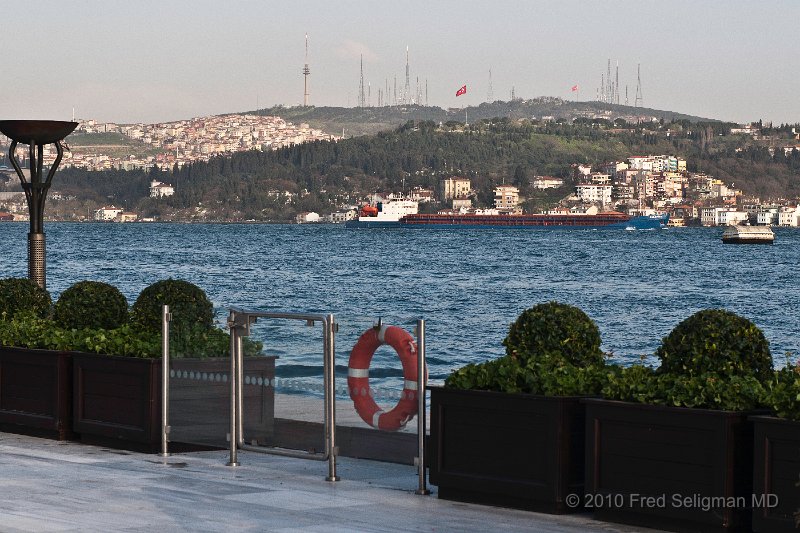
[400,212,669,230]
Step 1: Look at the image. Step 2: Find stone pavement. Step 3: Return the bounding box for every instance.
[0,432,663,532]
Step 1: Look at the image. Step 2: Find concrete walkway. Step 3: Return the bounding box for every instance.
[0,432,663,532]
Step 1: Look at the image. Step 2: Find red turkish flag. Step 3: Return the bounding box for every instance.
[571,85,579,92]
[455,85,467,97]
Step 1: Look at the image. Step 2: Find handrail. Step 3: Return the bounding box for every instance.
[227,308,339,481]
[415,319,429,495]
[160,304,171,458]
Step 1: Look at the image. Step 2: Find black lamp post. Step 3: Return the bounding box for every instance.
[0,120,78,289]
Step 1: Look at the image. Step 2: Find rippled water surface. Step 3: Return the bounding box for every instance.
[0,222,797,383]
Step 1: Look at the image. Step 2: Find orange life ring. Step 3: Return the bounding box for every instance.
[348,324,419,431]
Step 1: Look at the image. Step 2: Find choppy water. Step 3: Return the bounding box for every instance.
[0,222,798,385]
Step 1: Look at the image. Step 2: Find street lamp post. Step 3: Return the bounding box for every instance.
[0,120,78,289]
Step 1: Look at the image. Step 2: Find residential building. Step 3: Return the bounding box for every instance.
[530,176,564,189]
[494,185,520,213]
[149,180,175,198]
[440,177,471,201]
[575,183,612,206]
[295,212,320,223]
[94,206,123,221]
[778,207,799,227]
[756,208,779,226]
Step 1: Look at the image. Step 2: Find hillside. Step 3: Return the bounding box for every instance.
[248,97,717,137]
[46,118,800,222]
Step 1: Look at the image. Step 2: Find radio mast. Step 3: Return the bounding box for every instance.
[635,63,643,107]
[302,34,310,107]
[358,55,365,108]
[404,46,411,105]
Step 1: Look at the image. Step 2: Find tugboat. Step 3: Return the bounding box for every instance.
[721,225,774,244]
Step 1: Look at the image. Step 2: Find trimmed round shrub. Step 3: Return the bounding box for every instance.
[131,279,213,334]
[655,309,772,383]
[53,281,129,330]
[0,277,51,319]
[502,301,604,367]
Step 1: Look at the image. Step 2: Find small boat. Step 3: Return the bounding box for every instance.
[721,225,774,244]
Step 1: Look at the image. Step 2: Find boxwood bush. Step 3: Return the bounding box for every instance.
[502,301,604,367]
[446,301,608,396]
[655,309,772,384]
[0,277,51,319]
[53,280,129,330]
[131,279,214,334]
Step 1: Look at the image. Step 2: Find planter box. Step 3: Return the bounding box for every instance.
[585,399,757,532]
[73,353,276,451]
[429,386,586,513]
[0,347,73,440]
[751,416,800,533]
[73,353,161,448]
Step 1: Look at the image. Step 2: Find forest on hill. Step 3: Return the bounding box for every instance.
[51,118,800,222]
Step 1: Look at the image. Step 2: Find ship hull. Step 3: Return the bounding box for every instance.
[344,219,403,229]
[399,214,668,230]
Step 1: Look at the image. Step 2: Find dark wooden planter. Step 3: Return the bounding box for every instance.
[0,347,73,440]
[72,353,276,451]
[585,399,758,532]
[429,386,586,513]
[751,416,800,533]
[72,353,161,448]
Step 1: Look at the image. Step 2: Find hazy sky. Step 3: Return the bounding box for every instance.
[3,1,796,125]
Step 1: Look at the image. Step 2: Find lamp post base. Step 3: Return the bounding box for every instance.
[28,232,46,289]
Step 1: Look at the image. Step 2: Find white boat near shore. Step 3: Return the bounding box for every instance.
[721,225,775,244]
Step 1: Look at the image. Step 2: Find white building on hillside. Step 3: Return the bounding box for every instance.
[575,183,612,206]
[94,206,123,221]
[149,179,175,198]
[778,207,799,227]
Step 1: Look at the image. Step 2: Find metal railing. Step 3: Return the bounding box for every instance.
[226,308,339,481]
[159,306,430,492]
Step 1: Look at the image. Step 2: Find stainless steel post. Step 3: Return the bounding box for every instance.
[415,319,430,495]
[325,314,339,481]
[236,333,244,446]
[227,311,240,467]
[160,305,171,458]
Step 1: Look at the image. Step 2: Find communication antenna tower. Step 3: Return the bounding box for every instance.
[487,69,493,102]
[615,61,620,105]
[302,33,310,107]
[404,46,411,105]
[358,55,365,108]
[606,59,612,103]
[635,63,643,107]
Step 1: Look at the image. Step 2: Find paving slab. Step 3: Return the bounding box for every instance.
[0,432,664,532]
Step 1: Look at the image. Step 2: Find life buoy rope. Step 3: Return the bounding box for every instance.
[347,324,419,431]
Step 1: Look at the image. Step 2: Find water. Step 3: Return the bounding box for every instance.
[0,222,798,386]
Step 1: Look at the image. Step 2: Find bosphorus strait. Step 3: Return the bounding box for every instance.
[0,222,796,385]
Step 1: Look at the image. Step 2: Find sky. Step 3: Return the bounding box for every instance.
[2,1,797,125]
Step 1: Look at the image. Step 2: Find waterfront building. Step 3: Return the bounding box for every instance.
[576,183,612,206]
[756,208,779,226]
[94,206,123,221]
[440,177,471,201]
[778,207,800,227]
[494,185,521,213]
[452,197,472,210]
[326,210,356,223]
[295,212,320,223]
